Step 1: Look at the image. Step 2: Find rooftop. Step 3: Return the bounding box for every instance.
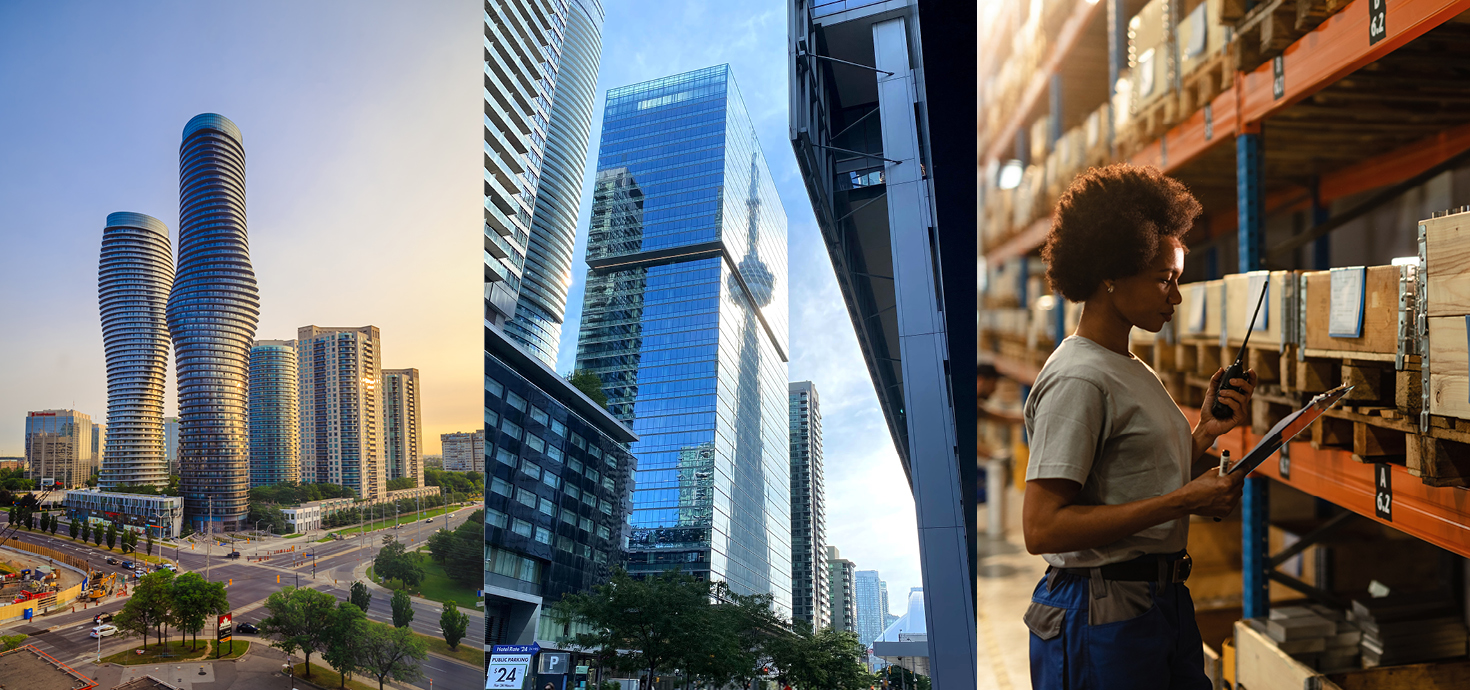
[0,645,97,690]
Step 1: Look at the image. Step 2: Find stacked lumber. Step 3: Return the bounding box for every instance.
[1349,592,1468,667]
[1263,605,1362,672]
[1227,0,1352,73]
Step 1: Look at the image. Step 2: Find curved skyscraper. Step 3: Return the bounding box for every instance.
[249,340,299,488]
[504,0,605,365]
[98,212,174,490]
[168,113,258,532]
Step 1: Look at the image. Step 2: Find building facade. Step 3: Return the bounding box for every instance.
[574,64,793,616]
[297,326,385,500]
[441,431,485,473]
[63,489,184,538]
[281,503,321,533]
[503,0,606,365]
[789,2,974,683]
[483,329,636,651]
[382,368,423,486]
[91,424,106,479]
[482,0,570,333]
[789,381,828,630]
[163,417,178,475]
[169,113,259,532]
[827,545,857,633]
[97,211,173,490]
[250,340,299,488]
[25,410,93,489]
[855,570,888,645]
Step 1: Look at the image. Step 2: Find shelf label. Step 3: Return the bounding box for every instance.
[1369,0,1387,45]
[1278,441,1291,480]
[1375,463,1393,521]
[1204,104,1213,141]
[1328,266,1366,338]
[1273,56,1285,100]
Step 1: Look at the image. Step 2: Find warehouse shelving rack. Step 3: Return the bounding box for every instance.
[980,0,1470,623]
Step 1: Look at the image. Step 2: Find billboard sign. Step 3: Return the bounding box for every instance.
[538,652,571,675]
[217,613,232,642]
[488,644,539,689]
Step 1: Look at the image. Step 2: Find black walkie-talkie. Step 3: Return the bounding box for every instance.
[1212,280,1269,420]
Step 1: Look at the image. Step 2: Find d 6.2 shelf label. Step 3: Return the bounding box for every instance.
[1370,0,1387,46]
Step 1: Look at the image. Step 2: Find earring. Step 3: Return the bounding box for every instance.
[1106,283,1114,294]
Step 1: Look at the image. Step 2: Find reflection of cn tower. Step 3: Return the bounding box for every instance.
[728,151,774,593]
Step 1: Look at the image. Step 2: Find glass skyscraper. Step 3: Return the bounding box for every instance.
[503,0,605,365]
[855,569,887,646]
[574,65,792,616]
[98,212,173,490]
[249,340,299,488]
[25,409,93,489]
[169,113,258,532]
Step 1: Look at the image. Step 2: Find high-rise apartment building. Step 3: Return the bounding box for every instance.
[482,332,636,650]
[441,431,485,473]
[169,113,259,532]
[382,368,423,486]
[297,326,384,500]
[250,340,299,488]
[855,570,888,645]
[482,0,571,334]
[827,545,857,633]
[98,212,173,490]
[91,424,106,478]
[790,2,974,683]
[789,381,828,630]
[25,410,93,489]
[503,0,606,365]
[575,64,792,615]
[163,417,178,475]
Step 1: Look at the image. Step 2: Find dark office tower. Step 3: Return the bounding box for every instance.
[250,340,299,488]
[98,212,174,490]
[789,381,828,630]
[504,0,606,365]
[575,65,793,617]
[168,113,258,533]
[790,2,975,684]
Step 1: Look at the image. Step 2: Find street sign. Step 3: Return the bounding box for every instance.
[539,652,571,675]
[217,613,232,642]
[488,644,539,689]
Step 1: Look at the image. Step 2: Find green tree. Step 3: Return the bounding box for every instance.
[349,581,372,612]
[146,530,154,556]
[23,509,33,531]
[80,519,90,543]
[374,541,424,589]
[1,633,27,651]
[259,586,339,679]
[877,665,929,690]
[425,528,454,565]
[390,588,414,628]
[248,503,290,534]
[386,477,416,491]
[768,625,875,690]
[116,569,176,649]
[173,572,229,650]
[568,369,608,407]
[439,600,468,651]
[92,524,103,546]
[359,622,427,690]
[323,601,368,689]
[441,512,485,587]
[557,568,712,686]
[105,523,117,550]
[69,517,79,540]
[47,514,57,536]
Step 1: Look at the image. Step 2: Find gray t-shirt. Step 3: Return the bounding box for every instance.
[1023,335,1193,568]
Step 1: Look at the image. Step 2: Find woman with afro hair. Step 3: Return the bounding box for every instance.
[1019,164,1256,689]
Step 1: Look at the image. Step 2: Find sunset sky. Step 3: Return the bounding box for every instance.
[0,0,925,612]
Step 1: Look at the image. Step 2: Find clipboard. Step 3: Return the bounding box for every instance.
[1228,385,1354,476]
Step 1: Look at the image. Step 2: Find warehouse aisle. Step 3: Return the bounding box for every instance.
[976,483,1047,690]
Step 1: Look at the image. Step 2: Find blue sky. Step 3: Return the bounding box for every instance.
[0,0,922,614]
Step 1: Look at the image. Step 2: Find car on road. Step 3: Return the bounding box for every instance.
[226,551,241,559]
[93,613,113,624]
[120,561,134,570]
[236,622,258,634]
[160,563,176,572]
[105,557,119,565]
[134,569,146,578]
[90,624,118,638]
[424,518,432,523]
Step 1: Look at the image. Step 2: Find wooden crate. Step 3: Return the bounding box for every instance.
[1302,266,1402,360]
[1424,210,1470,420]
[1178,0,1229,76]
[1236,618,1470,690]
[1129,0,1176,114]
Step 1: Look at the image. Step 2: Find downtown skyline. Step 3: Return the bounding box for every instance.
[0,0,926,614]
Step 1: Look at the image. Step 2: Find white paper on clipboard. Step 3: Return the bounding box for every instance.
[1329,267,1366,338]
[1245,271,1269,332]
[1188,284,1206,334]
[1229,385,1353,476]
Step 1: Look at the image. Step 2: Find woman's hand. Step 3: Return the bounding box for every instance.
[1172,466,1246,518]
[1197,367,1258,437]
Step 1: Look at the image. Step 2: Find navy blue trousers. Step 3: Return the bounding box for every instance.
[1026,571,1210,690]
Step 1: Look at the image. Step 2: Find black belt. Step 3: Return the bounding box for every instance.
[1053,552,1192,583]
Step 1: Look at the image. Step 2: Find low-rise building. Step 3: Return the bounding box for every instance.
[281,503,321,533]
[62,489,184,538]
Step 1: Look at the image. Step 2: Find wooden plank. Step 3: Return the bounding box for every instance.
[1341,363,1388,402]
[1406,434,1470,487]
[1234,620,1320,690]
[1397,368,1424,419]
[1296,357,1339,393]
[1354,422,1406,460]
[1325,659,1470,690]
[1428,315,1470,419]
[1249,347,1282,384]
[1303,267,1402,356]
[1225,272,1290,347]
[1312,415,1354,451]
[1424,211,1470,317]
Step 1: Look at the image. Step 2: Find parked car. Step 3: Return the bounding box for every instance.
[90,624,118,638]
[236,622,258,634]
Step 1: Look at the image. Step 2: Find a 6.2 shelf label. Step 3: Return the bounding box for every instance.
[1370,0,1387,46]
[1375,463,1393,521]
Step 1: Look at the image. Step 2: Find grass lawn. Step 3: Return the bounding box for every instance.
[291,662,379,690]
[329,505,460,537]
[282,533,304,539]
[414,630,483,667]
[367,554,479,609]
[313,536,336,543]
[211,640,250,660]
[100,639,250,665]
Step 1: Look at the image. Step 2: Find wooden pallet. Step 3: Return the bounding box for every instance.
[1122,93,1181,155]
[1177,48,1235,117]
[1229,0,1348,73]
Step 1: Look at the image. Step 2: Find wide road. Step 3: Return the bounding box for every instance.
[0,506,485,690]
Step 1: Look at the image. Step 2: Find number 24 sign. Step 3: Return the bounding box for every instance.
[488,663,526,689]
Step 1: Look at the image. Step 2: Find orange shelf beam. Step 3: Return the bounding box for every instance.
[1182,408,1470,560]
[984,217,1051,267]
[981,0,1104,164]
[991,352,1042,387]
